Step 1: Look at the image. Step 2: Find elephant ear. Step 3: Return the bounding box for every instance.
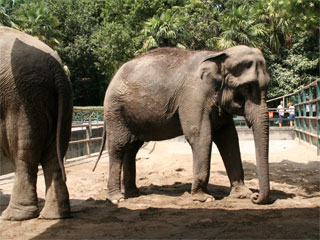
[199,52,227,89]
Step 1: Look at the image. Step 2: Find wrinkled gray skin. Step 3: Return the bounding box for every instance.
[0,27,73,220]
[97,45,270,204]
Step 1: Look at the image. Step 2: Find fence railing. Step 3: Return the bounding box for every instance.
[267,78,320,155]
[293,79,319,155]
[70,108,292,160]
[69,123,104,157]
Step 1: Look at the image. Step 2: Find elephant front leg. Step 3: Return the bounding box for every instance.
[1,153,40,221]
[212,121,252,199]
[39,145,70,219]
[190,137,214,202]
[182,113,214,202]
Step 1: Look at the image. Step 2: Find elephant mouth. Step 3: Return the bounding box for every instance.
[245,117,252,128]
[231,102,245,116]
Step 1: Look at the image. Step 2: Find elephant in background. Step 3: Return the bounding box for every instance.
[0,26,73,220]
[97,45,270,204]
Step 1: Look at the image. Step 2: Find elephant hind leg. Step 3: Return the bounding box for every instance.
[122,140,144,198]
[39,143,70,219]
[1,149,40,221]
[106,122,139,204]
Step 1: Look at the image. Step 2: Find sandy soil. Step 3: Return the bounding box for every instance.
[0,139,319,239]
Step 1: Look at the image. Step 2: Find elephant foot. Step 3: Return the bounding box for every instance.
[229,184,252,199]
[125,187,141,198]
[107,191,125,204]
[39,202,70,219]
[192,191,215,202]
[1,204,39,221]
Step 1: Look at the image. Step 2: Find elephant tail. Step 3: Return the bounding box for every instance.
[55,65,73,182]
[92,117,107,172]
[56,93,66,182]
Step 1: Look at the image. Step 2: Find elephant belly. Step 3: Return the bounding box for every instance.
[119,106,183,141]
[130,118,183,141]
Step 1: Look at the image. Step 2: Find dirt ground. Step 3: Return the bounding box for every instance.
[0,139,319,239]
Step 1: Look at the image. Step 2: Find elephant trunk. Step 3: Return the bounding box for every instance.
[246,101,270,204]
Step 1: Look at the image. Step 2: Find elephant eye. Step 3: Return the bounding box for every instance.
[245,61,253,69]
[243,83,252,93]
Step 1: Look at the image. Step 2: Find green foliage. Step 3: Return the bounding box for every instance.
[2,0,319,105]
[266,32,319,98]
[0,0,19,28]
[139,10,186,52]
[8,1,61,48]
[214,4,268,49]
[47,0,104,106]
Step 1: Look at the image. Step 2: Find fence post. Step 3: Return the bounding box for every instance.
[86,125,91,157]
[317,81,320,155]
[293,94,299,129]
[309,86,313,134]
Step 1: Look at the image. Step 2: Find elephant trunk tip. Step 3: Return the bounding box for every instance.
[250,192,269,204]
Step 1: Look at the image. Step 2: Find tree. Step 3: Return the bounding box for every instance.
[215,4,267,49]
[3,0,318,105]
[92,0,187,92]
[0,0,18,28]
[176,0,220,50]
[13,1,61,48]
[47,0,104,106]
[266,32,319,99]
[139,10,185,52]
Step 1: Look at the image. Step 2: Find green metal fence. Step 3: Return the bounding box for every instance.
[73,107,104,123]
[267,78,320,155]
[293,79,320,155]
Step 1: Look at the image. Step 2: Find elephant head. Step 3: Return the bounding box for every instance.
[201,45,270,204]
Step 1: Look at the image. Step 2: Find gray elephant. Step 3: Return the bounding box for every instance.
[97,45,270,204]
[0,27,73,220]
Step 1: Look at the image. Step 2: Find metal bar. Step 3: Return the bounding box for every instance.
[318,81,320,155]
[295,129,320,139]
[295,116,320,120]
[266,93,295,103]
[72,123,104,128]
[266,79,320,103]
[69,137,103,145]
[293,98,320,106]
[318,118,320,155]
[294,94,297,129]
[73,107,104,112]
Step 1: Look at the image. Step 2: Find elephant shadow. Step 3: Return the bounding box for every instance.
[0,192,11,214]
[137,182,294,201]
[138,182,231,200]
[31,200,319,239]
[218,160,320,199]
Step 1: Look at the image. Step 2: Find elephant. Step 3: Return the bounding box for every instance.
[0,27,73,220]
[96,45,270,204]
